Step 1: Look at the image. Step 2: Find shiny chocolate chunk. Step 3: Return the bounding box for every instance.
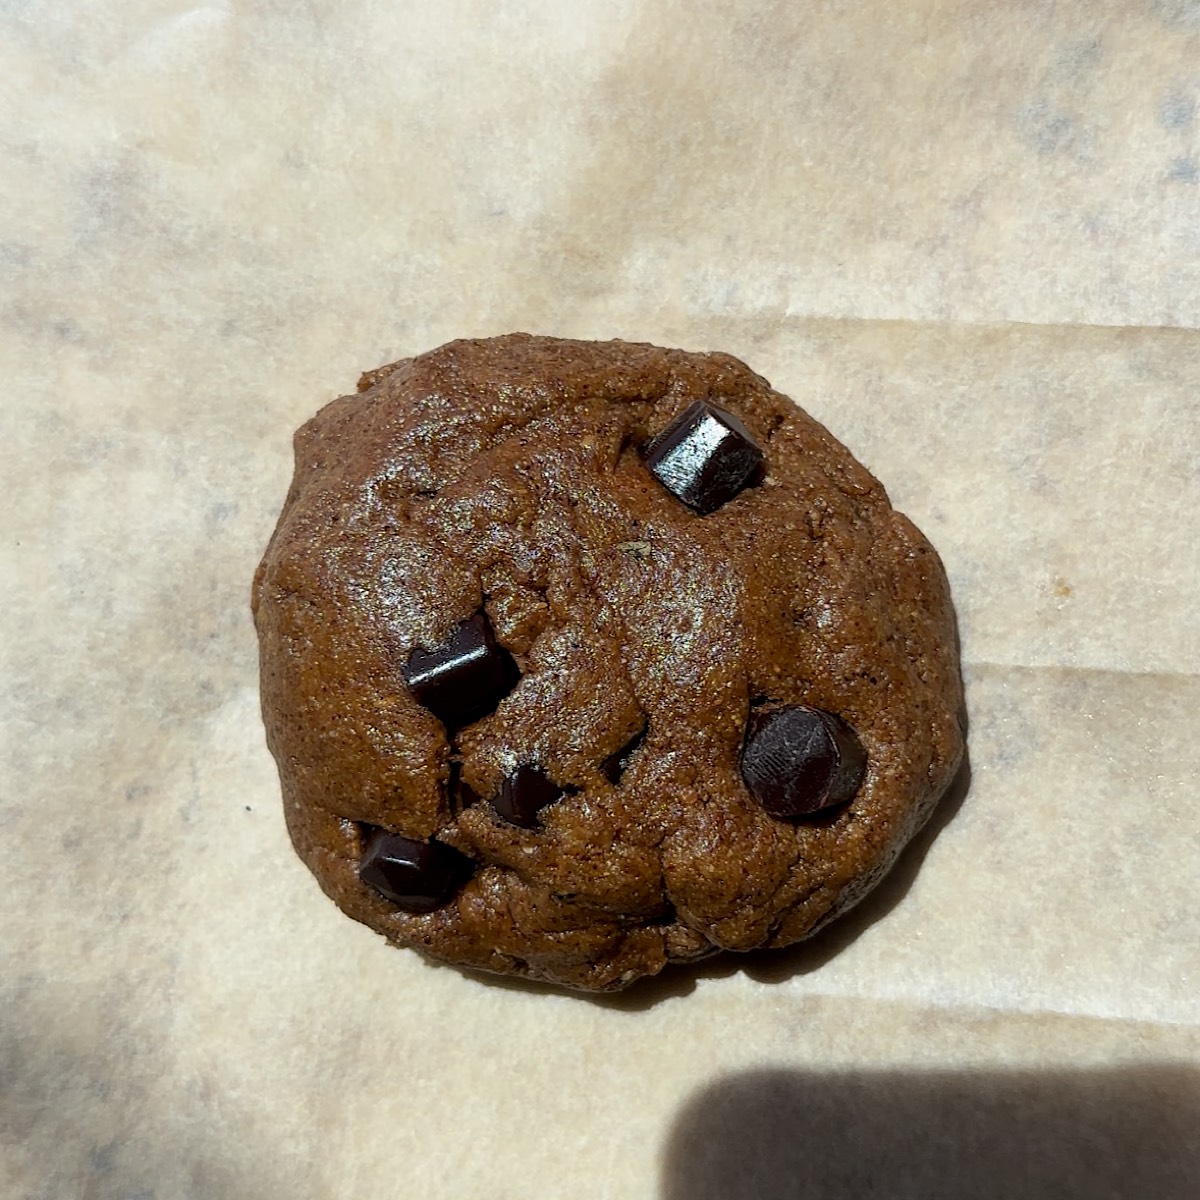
[491,764,569,828]
[358,828,473,912]
[403,611,518,728]
[643,400,765,515]
[740,705,866,817]
[600,723,648,784]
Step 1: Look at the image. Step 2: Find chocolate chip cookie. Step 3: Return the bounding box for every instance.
[252,334,964,992]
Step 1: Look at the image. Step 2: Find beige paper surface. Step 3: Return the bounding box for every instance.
[4,3,1199,1197]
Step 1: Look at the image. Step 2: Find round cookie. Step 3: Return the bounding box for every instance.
[252,334,964,992]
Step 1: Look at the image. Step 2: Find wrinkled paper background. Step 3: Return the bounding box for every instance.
[4,2,1200,1197]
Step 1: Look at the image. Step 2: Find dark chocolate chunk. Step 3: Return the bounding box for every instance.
[643,400,765,515]
[740,705,866,817]
[491,764,569,828]
[600,723,648,784]
[358,828,473,912]
[403,611,518,728]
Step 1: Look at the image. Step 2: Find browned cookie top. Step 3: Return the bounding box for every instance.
[252,334,964,991]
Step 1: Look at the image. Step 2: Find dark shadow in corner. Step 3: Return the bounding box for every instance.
[459,747,972,1012]
[662,1065,1200,1200]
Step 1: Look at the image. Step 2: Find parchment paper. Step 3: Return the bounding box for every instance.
[4,3,1199,1197]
